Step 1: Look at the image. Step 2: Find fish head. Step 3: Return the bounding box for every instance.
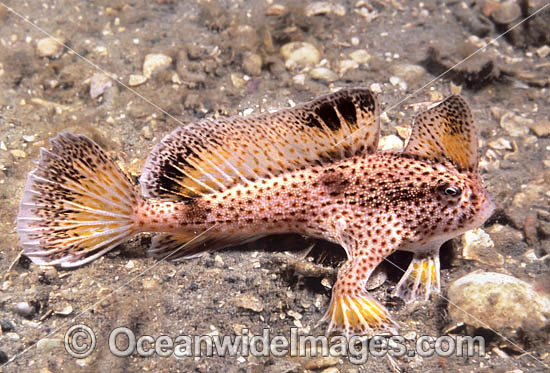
[399,95,495,248]
[427,163,494,239]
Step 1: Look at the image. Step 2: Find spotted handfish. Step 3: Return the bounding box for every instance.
[16,88,495,336]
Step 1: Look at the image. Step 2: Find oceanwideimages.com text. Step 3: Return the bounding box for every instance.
[65,324,485,364]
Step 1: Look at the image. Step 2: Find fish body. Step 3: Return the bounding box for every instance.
[16,88,494,336]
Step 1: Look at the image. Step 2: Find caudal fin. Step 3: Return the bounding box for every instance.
[16,133,141,267]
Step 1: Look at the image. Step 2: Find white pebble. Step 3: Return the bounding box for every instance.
[143,53,172,79]
[36,37,64,59]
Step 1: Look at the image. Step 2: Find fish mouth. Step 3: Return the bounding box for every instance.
[476,194,496,227]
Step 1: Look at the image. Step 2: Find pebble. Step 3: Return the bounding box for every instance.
[128,74,147,86]
[309,67,338,83]
[1,320,14,332]
[500,113,532,137]
[142,125,153,140]
[304,356,339,370]
[214,254,225,268]
[265,4,287,16]
[36,338,63,352]
[0,350,7,364]
[141,277,158,290]
[143,53,172,79]
[36,37,64,58]
[396,125,412,140]
[10,149,26,158]
[536,45,550,58]
[461,228,502,266]
[530,120,550,137]
[292,74,306,85]
[490,0,521,25]
[22,135,36,142]
[369,82,382,93]
[52,302,73,316]
[231,73,245,89]
[389,63,425,83]
[242,53,262,76]
[281,42,321,70]
[447,272,550,332]
[366,265,387,290]
[304,2,346,17]
[337,59,358,75]
[389,76,407,91]
[378,135,404,151]
[14,302,33,318]
[348,49,370,65]
[233,295,264,312]
[89,73,113,99]
[488,138,513,151]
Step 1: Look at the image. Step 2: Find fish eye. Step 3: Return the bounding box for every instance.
[437,184,462,197]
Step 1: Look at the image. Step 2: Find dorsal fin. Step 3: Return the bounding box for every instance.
[140,88,379,199]
[403,95,478,173]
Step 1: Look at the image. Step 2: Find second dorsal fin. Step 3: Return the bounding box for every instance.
[140,88,379,199]
[403,95,478,173]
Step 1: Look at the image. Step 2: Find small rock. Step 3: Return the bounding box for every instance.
[22,135,36,142]
[52,302,73,316]
[231,73,245,89]
[366,264,387,290]
[389,76,407,91]
[0,350,7,364]
[447,272,550,333]
[530,120,550,137]
[143,53,172,79]
[488,138,513,151]
[536,45,550,58]
[36,37,64,59]
[292,74,306,85]
[462,228,502,266]
[378,135,404,151]
[10,149,26,158]
[141,277,158,290]
[14,302,33,318]
[337,59,358,75]
[491,0,521,25]
[389,63,425,83]
[142,125,153,140]
[369,82,382,93]
[6,332,20,341]
[89,73,113,99]
[265,4,287,16]
[214,254,225,268]
[309,67,338,83]
[396,125,412,140]
[281,42,321,70]
[128,74,147,86]
[304,2,346,17]
[233,295,264,312]
[304,356,340,370]
[500,113,532,137]
[1,320,14,332]
[36,338,63,352]
[348,49,370,65]
[242,53,262,76]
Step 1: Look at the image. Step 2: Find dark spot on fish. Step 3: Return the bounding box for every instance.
[182,199,207,223]
[317,169,350,196]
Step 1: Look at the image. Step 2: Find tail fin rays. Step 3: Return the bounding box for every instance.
[16,133,141,267]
